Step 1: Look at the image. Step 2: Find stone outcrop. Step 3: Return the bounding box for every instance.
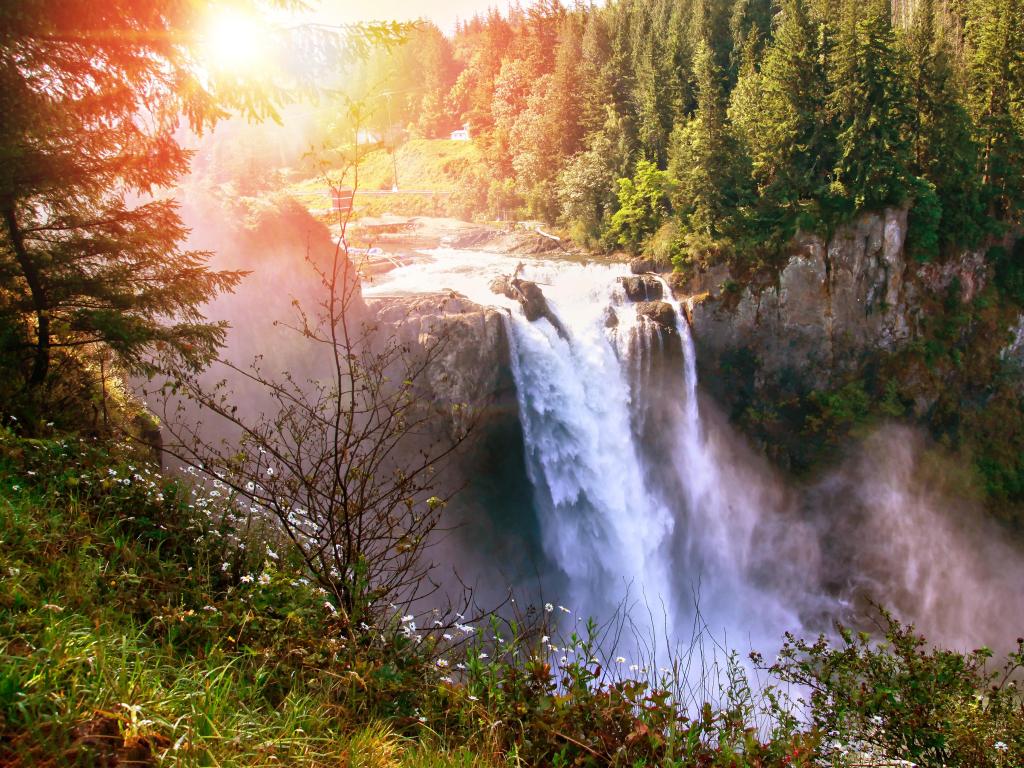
[688,207,920,392]
[618,275,663,302]
[490,275,569,339]
[636,301,678,334]
[629,256,657,274]
[371,292,513,437]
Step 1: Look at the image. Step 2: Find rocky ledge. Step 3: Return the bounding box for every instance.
[370,292,514,437]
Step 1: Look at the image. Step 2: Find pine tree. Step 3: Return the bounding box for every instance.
[904,0,985,251]
[966,0,1024,223]
[829,0,915,211]
[730,0,833,214]
[0,1,262,396]
[669,39,751,237]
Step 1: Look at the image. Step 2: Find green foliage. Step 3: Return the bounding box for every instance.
[907,176,943,262]
[669,40,753,241]
[992,241,1024,305]
[2,430,1023,765]
[767,609,1024,767]
[605,159,672,252]
[830,0,915,212]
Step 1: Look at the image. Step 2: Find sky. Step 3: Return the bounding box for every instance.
[313,0,509,33]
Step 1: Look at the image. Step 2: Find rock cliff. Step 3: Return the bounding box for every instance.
[684,208,911,391]
[369,292,515,438]
[683,207,990,396]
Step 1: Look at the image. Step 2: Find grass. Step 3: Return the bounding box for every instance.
[286,139,487,221]
[1,429,1022,767]
[0,433,495,767]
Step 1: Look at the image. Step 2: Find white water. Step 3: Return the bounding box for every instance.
[365,249,809,654]
[365,246,1024,662]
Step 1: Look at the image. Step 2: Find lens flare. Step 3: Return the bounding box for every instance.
[201,6,270,75]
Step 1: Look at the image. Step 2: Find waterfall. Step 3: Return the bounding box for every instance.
[503,271,678,630]
[364,246,1024,660]
[365,250,807,652]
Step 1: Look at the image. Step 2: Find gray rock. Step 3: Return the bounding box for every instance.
[619,275,663,302]
[689,205,914,394]
[629,256,657,274]
[370,292,511,438]
[490,274,568,339]
[636,301,677,333]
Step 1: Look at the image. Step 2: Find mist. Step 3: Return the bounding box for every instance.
[160,188,1024,662]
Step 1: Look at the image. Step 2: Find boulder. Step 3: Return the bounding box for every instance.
[490,274,569,339]
[629,256,657,274]
[636,301,677,333]
[619,275,663,302]
[514,279,551,322]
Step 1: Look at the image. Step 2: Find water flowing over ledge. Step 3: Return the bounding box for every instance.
[365,247,1024,659]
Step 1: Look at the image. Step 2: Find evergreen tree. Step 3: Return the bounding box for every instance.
[0,1,261,395]
[966,0,1024,223]
[904,0,985,252]
[730,0,833,216]
[669,39,751,237]
[829,0,915,211]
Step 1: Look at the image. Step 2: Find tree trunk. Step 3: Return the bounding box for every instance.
[2,203,50,387]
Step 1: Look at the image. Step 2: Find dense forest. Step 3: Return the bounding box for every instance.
[363,0,1023,269]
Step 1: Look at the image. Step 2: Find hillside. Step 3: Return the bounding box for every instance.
[288,139,488,220]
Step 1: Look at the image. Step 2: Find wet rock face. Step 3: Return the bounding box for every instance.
[688,206,916,394]
[489,275,569,339]
[619,275,663,302]
[371,292,512,437]
[635,301,677,334]
[629,256,657,274]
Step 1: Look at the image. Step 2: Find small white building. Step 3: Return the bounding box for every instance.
[450,125,471,141]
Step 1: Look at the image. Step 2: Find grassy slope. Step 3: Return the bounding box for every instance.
[287,139,486,220]
[0,434,490,767]
[2,430,1022,767]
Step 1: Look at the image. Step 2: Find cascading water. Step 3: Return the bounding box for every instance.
[365,245,1024,659]
[365,249,808,654]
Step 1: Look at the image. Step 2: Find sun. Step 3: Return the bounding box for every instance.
[201,6,271,75]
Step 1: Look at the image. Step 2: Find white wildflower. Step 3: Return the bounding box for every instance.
[994,741,1008,752]
[544,602,554,613]
[239,574,254,584]
[615,656,626,664]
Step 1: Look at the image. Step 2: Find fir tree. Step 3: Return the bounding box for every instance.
[0,1,257,394]
[669,39,751,237]
[829,0,915,211]
[904,0,985,251]
[966,0,1024,222]
[730,0,832,215]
